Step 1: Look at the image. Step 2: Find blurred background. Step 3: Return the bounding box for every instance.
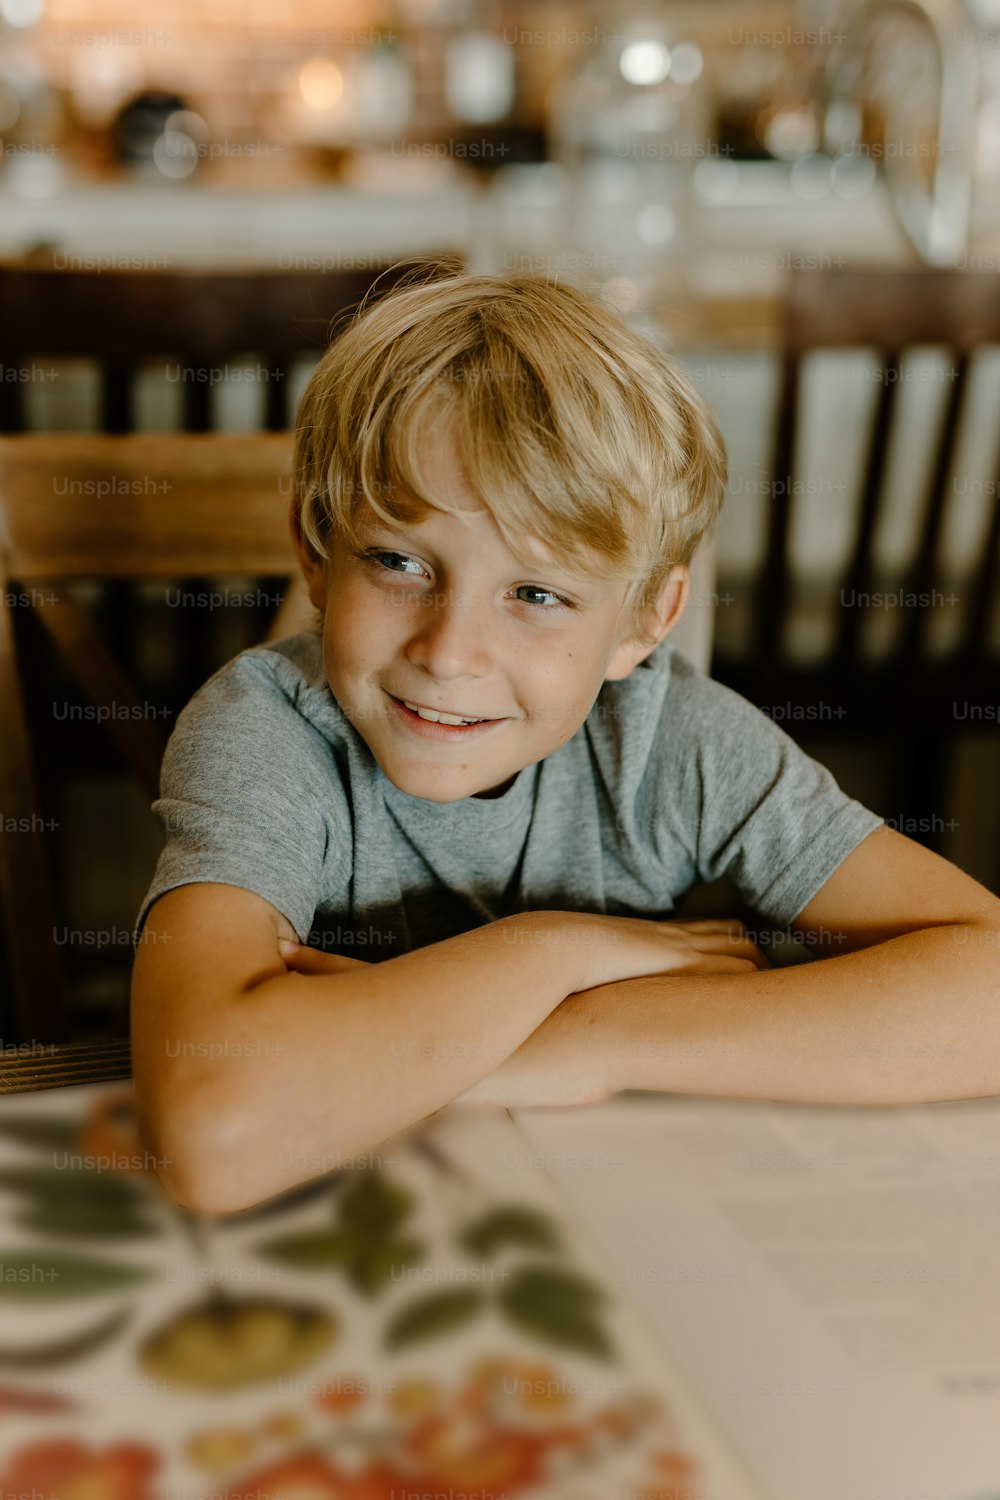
[1,0,999,1043]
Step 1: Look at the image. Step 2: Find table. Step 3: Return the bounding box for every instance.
[5,1057,1000,1498]
[0,1074,765,1500]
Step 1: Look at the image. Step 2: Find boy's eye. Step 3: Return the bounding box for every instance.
[364,550,423,577]
[360,550,573,610]
[514,584,571,609]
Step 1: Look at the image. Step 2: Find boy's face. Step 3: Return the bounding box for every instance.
[292,415,688,802]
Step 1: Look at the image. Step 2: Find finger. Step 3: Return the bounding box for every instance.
[692,937,770,969]
[675,931,762,957]
[277,940,350,972]
[675,953,761,975]
[669,919,750,937]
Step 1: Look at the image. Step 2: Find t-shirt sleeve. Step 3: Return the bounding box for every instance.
[132,652,335,949]
[661,671,885,927]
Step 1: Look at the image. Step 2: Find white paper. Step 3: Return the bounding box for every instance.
[512,1092,1000,1500]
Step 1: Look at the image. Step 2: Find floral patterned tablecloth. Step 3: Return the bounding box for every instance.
[0,1082,764,1500]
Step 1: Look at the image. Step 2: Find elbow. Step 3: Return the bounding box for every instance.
[135,1075,255,1215]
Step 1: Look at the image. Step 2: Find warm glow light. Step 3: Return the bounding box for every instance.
[299,57,344,112]
[619,40,671,87]
[761,106,820,160]
[69,46,141,128]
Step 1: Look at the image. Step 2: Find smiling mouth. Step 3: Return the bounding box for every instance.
[385,692,510,738]
[390,694,501,726]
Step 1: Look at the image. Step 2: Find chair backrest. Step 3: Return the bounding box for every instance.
[756,265,1000,675]
[0,257,463,432]
[0,432,297,1044]
[0,255,472,865]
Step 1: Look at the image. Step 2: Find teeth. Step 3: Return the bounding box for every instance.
[403,700,484,726]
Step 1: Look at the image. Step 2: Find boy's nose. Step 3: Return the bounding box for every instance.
[404,591,496,676]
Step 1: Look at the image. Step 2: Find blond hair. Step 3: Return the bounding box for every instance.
[294,264,727,646]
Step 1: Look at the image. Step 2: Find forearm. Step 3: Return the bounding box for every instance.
[462,924,1000,1108]
[173,911,589,1212]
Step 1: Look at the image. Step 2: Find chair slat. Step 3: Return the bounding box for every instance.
[182,373,212,433]
[0,259,464,364]
[0,1038,132,1094]
[833,353,901,668]
[959,464,1000,663]
[265,362,290,431]
[898,353,970,670]
[0,433,295,578]
[783,267,1000,351]
[101,364,134,435]
[0,373,26,433]
[754,347,798,661]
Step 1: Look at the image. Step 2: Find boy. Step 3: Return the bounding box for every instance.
[130,270,1000,1215]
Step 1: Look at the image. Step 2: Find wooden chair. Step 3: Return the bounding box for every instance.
[0,1036,133,1094]
[0,256,464,657]
[0,259,463,434]
[0,431,297,1053]
[712,266,1000,852]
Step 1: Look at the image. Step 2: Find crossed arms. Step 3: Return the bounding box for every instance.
[131,826,1000,1214]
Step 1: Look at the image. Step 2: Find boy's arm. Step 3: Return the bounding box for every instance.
[130,883,595,1215]
[455,828,1000,1108]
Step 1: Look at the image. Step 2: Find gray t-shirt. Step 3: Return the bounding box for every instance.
[132,629,884,956]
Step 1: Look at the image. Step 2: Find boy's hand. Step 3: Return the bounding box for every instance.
[277,919,771,991]
[277,940,372,977]
[274,925,765,1113]
[451,919,771,1111]
[277,936,608,1110]
[554,913,772,992]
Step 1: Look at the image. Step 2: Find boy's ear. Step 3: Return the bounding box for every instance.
[288,501,329,612]
[604,564,690,681]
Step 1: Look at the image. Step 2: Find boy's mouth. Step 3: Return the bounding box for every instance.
[385,692,507,740]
